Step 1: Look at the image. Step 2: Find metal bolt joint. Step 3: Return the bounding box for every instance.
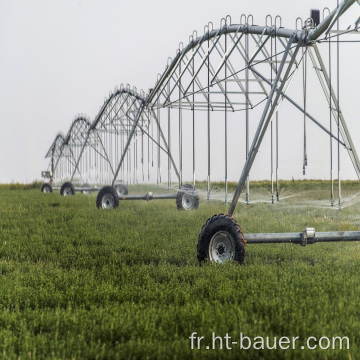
[300,227,316,246]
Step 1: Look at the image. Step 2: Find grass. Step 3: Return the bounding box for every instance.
[0,180,359,359]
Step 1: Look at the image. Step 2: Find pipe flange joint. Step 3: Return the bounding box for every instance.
[301,227,315,246]
[301,230,307,247]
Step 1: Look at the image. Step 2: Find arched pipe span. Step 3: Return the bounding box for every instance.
[147,0,357,106]
[45,132,66,159]
[64,116,92,145]
[68,87,181,186]
[90,88,146,131]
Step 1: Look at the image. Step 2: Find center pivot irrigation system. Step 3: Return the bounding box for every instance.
[42,85,200,210]
[43,0,360,262]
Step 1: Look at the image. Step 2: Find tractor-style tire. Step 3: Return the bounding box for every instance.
[41,183,53,193]
[176,184,199,210]
[197,214,246,264]
[114,183,128,196]
[96,186,119,209]
[60,182,75,196]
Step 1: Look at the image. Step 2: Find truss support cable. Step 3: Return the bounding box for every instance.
[309,45,360,179]
[207,33,211,200]
[225,28,228,203]
[275,30,280,202]
[329,35,334,206]
[122,129,125,182]
[111,103,145,187]
[228,34,299,217]
[151,108,154,169]
[251,67,346,148]
[127,141,130,185]
[245,31,250,205]
[141,130,144,181]
[303,47,308,176]
[126,136,129,185]
[179,61,183,188]
[70,131,91,182]
[336,7,341,211]
[157,104,161,185]
[168,85,172,189]
[97,133,115,179]
[147,111,150,180]
[192,56,196,188]
[271,122,274,203]
[150,109,181,183]
[134,134,138,184]
[270,33,274,204]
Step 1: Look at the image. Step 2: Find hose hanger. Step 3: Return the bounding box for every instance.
[266,14,273,27]
[323,7,331,21]
[275,15,282,29]
[226,15,231,25]
[296,17,303,31]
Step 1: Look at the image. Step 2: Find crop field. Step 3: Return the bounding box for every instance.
[0,180,359,359]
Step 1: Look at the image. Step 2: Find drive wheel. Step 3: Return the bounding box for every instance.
[197,214,245,264]
[96,186,119,209]
[41,183,53,193]
[60,182,75,196]
[114,183,128,196]
[176,184,199,210]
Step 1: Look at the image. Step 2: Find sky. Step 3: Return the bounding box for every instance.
[0,0,359,184]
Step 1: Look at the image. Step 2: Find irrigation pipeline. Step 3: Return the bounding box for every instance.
[244,228,360,245]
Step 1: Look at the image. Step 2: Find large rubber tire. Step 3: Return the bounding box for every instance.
[60,182,75,196]
[176,184,199,210]
[114,183,128,196]
[197,214,246,264]
[96,186,119,209]
[41,183,53,193]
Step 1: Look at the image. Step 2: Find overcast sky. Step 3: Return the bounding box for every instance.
[0,0,359,183]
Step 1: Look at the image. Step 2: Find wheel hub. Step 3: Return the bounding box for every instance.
[115,186,124,196]
[102,194,114,209]
[216,243,226,255]
[182,194,194,210]
[64,187,72,196]
[209,231,235,263]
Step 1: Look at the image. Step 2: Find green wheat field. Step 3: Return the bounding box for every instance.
[0,180,359,359]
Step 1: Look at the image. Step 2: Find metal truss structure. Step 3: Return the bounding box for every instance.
[42,0,360,261]
[46,1,360,204]
[46,85,155,186]
[45,115,91,182]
